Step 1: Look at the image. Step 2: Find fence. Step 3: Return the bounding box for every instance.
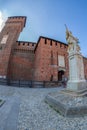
[0,78,63,88]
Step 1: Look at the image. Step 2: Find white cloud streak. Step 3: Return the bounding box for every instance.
[0,10,8,32]
[0,11,4,31]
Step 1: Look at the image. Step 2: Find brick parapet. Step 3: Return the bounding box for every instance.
[9,48,35,80]
[14,41,36,51]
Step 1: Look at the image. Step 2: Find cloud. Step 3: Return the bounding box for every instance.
[0,10,8,32]
[0,11,4,31]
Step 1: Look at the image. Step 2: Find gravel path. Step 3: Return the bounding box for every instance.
[17,87,87,130]
[0,85,87,130]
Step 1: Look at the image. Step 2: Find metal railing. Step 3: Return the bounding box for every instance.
[0,78,63,88]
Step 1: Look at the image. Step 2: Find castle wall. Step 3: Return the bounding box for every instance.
[34,37,69,81]
[0,16,86,83]
[9,41,36,80]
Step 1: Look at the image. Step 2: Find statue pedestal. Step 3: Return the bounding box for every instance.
[45,27,87,117]
[67,43,87,91]
[67,80,87,91]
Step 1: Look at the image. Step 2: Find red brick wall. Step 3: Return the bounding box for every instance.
[34,37,69,81]
[15,41,36,50]
[9,42,36,80]
[34,38,42,81]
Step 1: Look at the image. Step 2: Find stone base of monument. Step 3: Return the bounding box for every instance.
[61,88,87,96]
[67,80,87,91]
[45,89,87,117]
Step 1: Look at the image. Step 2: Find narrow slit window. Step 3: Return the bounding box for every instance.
[50,40,52,46]
[51,51,53,65]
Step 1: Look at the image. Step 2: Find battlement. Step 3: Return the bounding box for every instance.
[6,16,27,30]
[14,41,36,51]
[34,36,68,52]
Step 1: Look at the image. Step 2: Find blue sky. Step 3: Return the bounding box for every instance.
[0,0,87,56]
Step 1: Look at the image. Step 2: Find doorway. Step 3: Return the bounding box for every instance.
[58,70,64,81]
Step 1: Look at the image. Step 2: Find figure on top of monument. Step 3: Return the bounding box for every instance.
[65,24,80,52]
[65,24,79,44]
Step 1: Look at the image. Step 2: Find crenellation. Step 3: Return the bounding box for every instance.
[6,16,26,32]
[15,41,36,51]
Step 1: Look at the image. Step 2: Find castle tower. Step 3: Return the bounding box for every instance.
[0,16,26,78]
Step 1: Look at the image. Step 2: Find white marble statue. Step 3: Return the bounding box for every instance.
[65,24,79,44]
[65,25,87,91]
[65,25,80,53]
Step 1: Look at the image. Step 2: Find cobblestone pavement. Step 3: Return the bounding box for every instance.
[0,85,87,130]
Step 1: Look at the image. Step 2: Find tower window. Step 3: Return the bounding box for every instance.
[1,35,8,44]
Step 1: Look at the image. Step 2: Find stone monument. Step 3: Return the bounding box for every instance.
[65,25,87,91]
[45,26,87,117]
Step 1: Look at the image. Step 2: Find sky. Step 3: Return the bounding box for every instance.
[0,0,87,56]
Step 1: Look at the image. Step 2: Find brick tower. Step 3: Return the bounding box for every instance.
[0,16,26,79]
